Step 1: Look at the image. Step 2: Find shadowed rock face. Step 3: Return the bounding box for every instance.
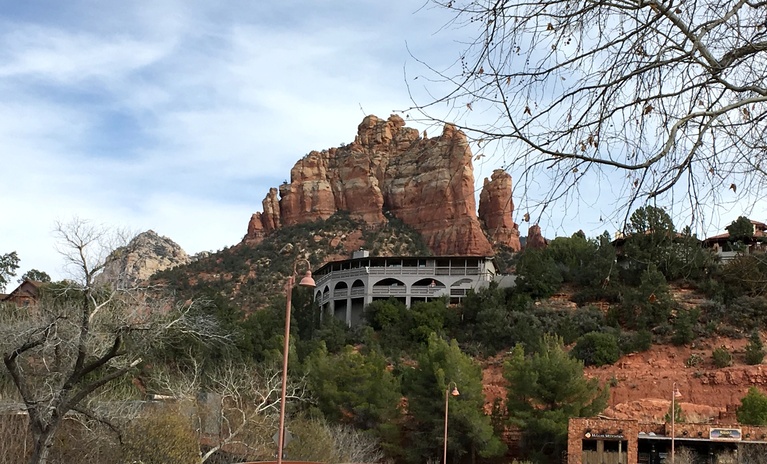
[244,115,520,256]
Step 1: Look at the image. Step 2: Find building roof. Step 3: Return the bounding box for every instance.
[1,279,45,302]
[703,219,767,244]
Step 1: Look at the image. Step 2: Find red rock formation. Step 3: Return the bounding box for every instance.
[261,188,281,233]
[478,170,521,251]
[245,213,265,245]
[244,114,512,256]
[526,224,547,249]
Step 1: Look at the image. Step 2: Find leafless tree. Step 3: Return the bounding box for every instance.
[329,423,386,464]
[279,418,386,464]
[740,443,767,463]
[0,218,225,464]
[410,0,767,226]
[148,359,308,464]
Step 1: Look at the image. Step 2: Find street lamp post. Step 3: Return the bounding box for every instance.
[671,382,682,464]
[277,258,315,464]
[443,381,460,464]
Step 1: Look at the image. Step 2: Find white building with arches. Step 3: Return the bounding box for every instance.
[313,250,509,326]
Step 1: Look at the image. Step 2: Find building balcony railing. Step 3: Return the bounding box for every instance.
[372,286,406,295]
[317,285,448,305]
[350,287,365,297]
[315,266,485,288]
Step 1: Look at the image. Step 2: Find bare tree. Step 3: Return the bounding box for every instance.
[278,418,386,464]
[329,423,386,464]
[410,0,767,226]
[148,359,308,464]
[0,218,224,464]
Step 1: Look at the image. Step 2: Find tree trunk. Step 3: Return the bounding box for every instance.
[29,429,56,464]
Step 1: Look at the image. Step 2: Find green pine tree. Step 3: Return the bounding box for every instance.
[745,331,765,365]
[401,333,505,464]
[505,334,608,460]
[738,387,767,425]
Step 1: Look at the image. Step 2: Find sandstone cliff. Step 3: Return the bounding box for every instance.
[96,230,191,287]
[478,170,521,250]
[526,224,547,249]
[245,115,520,256]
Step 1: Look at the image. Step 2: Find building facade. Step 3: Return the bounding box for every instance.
[568,417,767,464]
[312,251,503,326]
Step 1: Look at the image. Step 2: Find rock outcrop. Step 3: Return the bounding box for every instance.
[96,230,191,287]
[526,224,547,249]
[478,170,521,251]
[244,115,521,256]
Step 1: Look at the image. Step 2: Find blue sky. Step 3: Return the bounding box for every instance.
[1,1,469,280]
[1,1,754,281]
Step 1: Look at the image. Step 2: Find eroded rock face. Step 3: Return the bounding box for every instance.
[478,170,521,251]
[96,230,191,287]
[526,224,547,249]
[244,114,507,256]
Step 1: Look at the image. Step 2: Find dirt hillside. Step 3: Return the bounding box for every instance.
[480,286,767,424]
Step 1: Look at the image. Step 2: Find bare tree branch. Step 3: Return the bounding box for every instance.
[409,0,767,226]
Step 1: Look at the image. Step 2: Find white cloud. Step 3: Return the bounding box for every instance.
[9,0,743,283]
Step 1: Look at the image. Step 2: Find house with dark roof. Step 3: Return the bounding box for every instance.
[1,279,44,307]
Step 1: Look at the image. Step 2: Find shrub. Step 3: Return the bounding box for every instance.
[619,330,653,354]
[571,331,621,367]
[685,353,704,368]
[745,331,765,365]
[738,387,767,425]
[514,249,563,299]
[671,309,700,346]
[712,346,733,368]
[123,409,199,464]
[554,306,606,344]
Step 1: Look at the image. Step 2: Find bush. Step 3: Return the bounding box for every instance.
[671,309,700,346]
[571,331,621,367]
[123,409,199,464]
[738,387,767,425]
[712,346,733,368]
[514,249,563,299]
[554,306,606,345]
[685,353,704,368]
[619,330,653,354]
[745,331,765,365]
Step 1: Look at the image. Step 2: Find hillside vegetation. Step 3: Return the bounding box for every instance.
[4,207,767,464]
[142,207,767,462]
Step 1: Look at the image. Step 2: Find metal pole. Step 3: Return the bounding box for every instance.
[443,382,459,464]
[277,272,295,464]
[671,382,676,464]
[443,385,449,464]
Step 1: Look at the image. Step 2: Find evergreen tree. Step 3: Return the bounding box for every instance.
[505,334,608,460]
[307,345,401,432]
[738,387,767,425]
[745,331,765,366]
[664,398,685,423]
[0,251,19,292]
[671,309,699,346]
[515,249,563,299]
[610,264,674,330]
[571,331,620,367]
[20,269,51,283]
[401,333,505,464]
[726,216,755,243]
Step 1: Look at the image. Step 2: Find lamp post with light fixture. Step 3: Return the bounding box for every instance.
[671,382,682,464]
[443,381,460,464]
[277,258,315,464]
